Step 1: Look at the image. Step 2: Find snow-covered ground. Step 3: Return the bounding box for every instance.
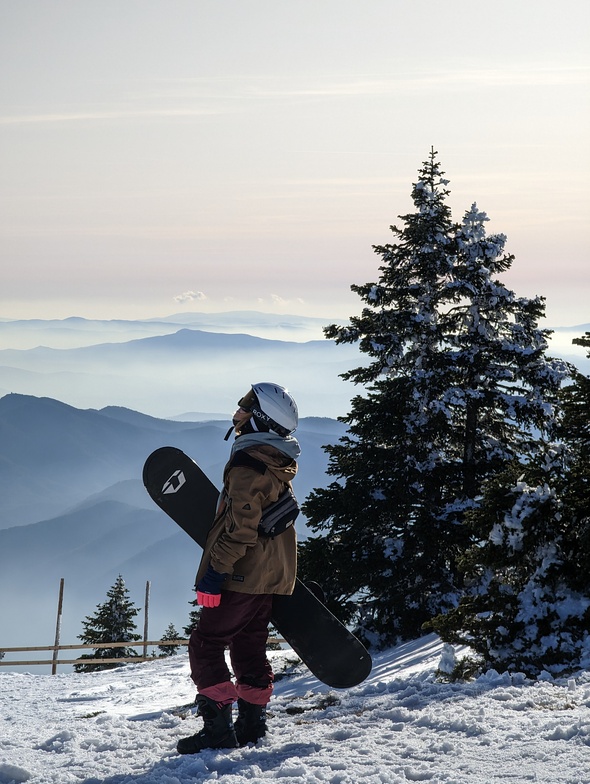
[1,634,589,784]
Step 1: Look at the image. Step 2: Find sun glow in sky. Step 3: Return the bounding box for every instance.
[1,0,589,326]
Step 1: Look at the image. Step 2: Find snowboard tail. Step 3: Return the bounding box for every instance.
[143,446,372,689]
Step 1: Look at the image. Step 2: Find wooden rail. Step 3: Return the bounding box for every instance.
[0,638,285,670]
[0,640,188,653]
[0,639,189,668]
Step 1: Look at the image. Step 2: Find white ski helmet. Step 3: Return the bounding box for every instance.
[239,382,299,437]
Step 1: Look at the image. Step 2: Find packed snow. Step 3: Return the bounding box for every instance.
[2,634,589,783]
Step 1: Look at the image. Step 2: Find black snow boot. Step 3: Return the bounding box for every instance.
[176,695,238,755]
[234,698,268,746]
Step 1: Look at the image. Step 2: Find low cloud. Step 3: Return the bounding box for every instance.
[272,294,306,307]
[254,294,306,309]
[173,290,207,304]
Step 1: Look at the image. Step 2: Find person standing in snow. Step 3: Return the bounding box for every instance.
[177,382,300,754]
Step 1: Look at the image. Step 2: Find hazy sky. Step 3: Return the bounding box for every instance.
[1,0,589,326]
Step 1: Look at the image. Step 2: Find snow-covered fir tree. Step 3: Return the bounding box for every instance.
[432,452,590,676]
[75,575,142,672]
[559,332,590,519]
[446,203,566,490]
[300,149,569,647]
[158,623,182,657]
[432,333,590,675]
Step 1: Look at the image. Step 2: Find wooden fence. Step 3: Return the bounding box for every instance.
[0,637,284,673]
[0,639,190,671]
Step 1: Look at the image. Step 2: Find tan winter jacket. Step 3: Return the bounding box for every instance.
[195,443,298,596]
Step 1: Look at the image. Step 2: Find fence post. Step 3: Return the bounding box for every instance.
[52,578,65,675]
[143,581,150,659]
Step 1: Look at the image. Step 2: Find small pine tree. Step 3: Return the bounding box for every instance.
[75,575,141,672]
[158,623,182,657]
[183,599,201,637]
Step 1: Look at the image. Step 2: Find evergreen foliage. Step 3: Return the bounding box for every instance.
[75,575,141,672]
[560,332,590,520]
[300,149,570,648]
[431,334,590,675]
[158,623,182,657]
[431,456,590,676]
[183,599,201,637]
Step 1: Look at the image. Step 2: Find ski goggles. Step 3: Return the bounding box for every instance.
[237,389,258,412]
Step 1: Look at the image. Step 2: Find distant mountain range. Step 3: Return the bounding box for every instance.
[0,320,364,419]
[0,310,333,350]
[0,393,346,663]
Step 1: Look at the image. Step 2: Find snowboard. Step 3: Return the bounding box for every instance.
[142,446,372,689]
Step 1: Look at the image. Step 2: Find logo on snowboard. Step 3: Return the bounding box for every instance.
[162,469,186,494]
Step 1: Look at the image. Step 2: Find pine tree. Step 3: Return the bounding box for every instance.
[560,332,590,520]
[447,203,565,489]
[182,599,201,637]
[432,452,590,676]
[300,150,569,647]
[432,333,590,676]
[75,575,141,672]
[158,623,182,657]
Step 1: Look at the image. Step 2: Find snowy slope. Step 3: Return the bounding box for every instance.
[1,635,589,784]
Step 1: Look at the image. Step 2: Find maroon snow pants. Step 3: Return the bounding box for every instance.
[188,591,274,705]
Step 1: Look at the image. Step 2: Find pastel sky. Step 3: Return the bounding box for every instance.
[1,0,589,326]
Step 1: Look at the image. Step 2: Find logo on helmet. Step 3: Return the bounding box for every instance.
[252,407,271,426]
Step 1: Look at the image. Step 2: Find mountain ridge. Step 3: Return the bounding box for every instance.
[0,326,363,418]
